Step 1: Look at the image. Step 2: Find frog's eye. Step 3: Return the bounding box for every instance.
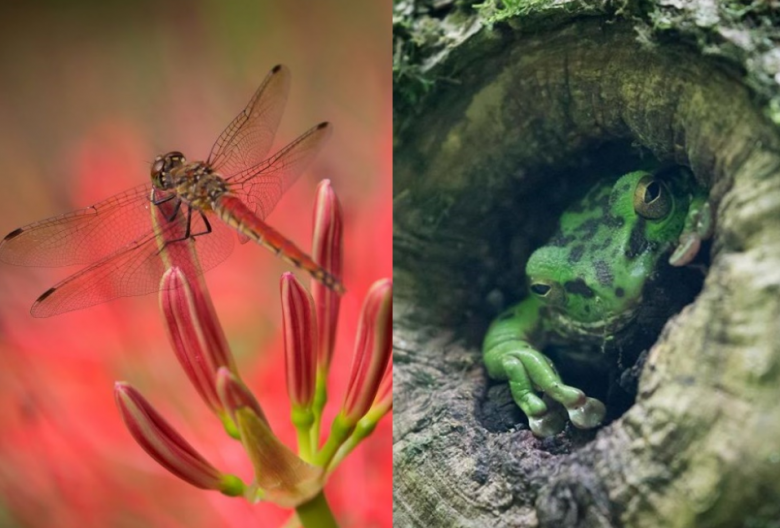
[529,281,565,304]
[633,175,672,220]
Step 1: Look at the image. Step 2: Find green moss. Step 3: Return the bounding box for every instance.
[642,0,780,127]
[393,0,471,118]
[393,5,437,114]
[393,0,780,137]
[472,0,551,25]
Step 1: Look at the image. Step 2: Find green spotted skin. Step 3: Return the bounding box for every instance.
[483,168,709,436]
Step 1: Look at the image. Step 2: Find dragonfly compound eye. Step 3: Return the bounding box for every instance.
[150,157,167,189]
[151,157,164,177]
[165,151,186,169]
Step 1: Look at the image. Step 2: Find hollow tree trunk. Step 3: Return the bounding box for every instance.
[393,2,780,527]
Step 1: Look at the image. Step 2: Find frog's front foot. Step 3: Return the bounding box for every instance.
[488,346,606,437]
[526,395,606,436]
[568,396,607,429]
[527,406,567,437]
[670,199,713,266]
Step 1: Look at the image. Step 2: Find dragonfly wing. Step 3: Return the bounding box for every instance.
[0,183,158,268]
[30,205,235,317]
[31,230,169,317]
[229,122,332,221]
[207,65,291,177]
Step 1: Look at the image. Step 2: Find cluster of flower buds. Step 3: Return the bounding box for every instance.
[114,180,392,526]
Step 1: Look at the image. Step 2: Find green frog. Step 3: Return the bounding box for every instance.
[483,168,712,436]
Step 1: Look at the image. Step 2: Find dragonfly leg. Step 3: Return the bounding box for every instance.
[189,211,213,238]
[163,205,193,243]
[159,207,212,252]
[183,206,192,239]
[151,190,177,206]
[155,205,193,256]
[164,199,184,223]
[161,206,212,243]
[150,187,184,224]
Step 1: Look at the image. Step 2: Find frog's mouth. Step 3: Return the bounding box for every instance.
[551,259,704,347]
[550,303,640,342]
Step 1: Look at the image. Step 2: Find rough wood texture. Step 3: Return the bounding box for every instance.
[394,9,780,528]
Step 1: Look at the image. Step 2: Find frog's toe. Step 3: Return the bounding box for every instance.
[670,201,713,266]
[669,233,702,267]
[528,407,567,437]
[567,397,606,430]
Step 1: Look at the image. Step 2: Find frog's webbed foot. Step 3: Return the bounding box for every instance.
[495,348,606,437]
[670,198,713,266]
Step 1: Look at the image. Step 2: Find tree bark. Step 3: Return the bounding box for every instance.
[393,2,780,527]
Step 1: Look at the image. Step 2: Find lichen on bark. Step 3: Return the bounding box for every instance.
[393,2,780,527]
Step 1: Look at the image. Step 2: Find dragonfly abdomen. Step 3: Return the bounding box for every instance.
[214,195,344,293]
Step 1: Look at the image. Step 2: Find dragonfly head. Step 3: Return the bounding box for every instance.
[151,151,186,190]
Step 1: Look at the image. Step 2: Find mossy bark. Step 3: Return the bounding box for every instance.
[393,2,780,527]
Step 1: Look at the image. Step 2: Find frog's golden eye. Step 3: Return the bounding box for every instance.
[529,280,565,304]
[633,175,672,219]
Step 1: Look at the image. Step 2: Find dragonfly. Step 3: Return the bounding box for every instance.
[0,64,343,318]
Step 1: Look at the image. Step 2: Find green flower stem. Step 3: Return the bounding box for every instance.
[291,405,315,462]
[314,413,353,468]
[295,491,339,528]
[325,410,381,473]
[309,371,328,455]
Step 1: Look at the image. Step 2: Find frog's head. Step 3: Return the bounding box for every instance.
[525,169,697,335]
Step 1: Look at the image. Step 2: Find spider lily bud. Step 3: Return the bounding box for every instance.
[368,360,392,419]
[114,382,243,497]
[340,278,392,424]
[215,367,268,428]
[311,179,343,371]
[160,267,236,415]
[316,279,392,467]
[350,360,393,442]
[281,273,318,413]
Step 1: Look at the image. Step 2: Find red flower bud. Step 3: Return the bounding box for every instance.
[160,267,235,414]
[311,180,343,370]
[114,382,236,492]
[281,273,318,409]
[341,279,392,423]
[369,359,392,418]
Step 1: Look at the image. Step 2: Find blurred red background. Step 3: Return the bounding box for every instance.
[0,1,390,527]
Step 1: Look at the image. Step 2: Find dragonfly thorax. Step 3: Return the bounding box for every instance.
[172,162,230,211]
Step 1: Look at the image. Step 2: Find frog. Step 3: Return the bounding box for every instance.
[482,167,712,437]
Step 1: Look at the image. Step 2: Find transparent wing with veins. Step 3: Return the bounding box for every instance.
[28,202,235,317]
[0,183,157,268]
[207,64,291,178]
[226,121,333,221]
[209,63,332,224]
